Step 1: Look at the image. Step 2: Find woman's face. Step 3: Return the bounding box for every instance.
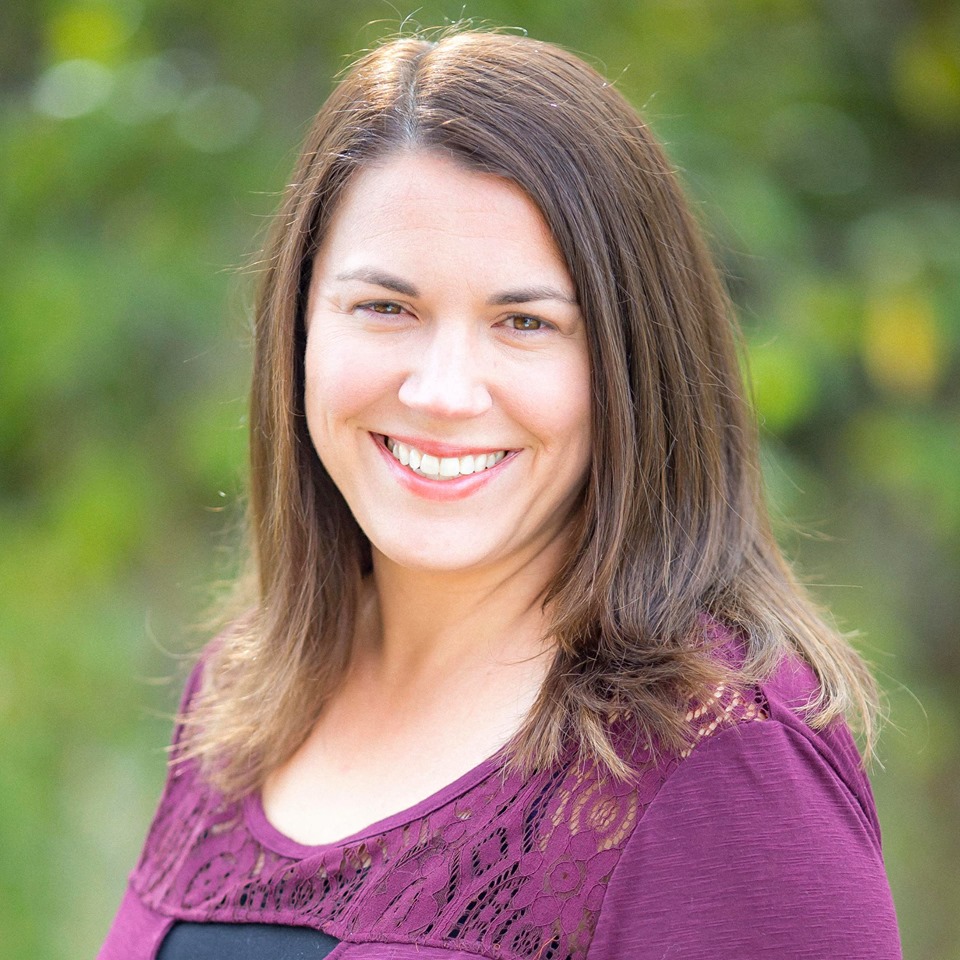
[304,150,592,577]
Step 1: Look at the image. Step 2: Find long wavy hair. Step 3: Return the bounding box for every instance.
[181,29,879,799]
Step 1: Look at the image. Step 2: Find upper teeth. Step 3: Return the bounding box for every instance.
[387,438,507,479]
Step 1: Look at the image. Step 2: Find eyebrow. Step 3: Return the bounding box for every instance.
[334,268,578,306]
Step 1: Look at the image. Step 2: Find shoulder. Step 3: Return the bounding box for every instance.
[168,620,246,742]
[642,641,884,862]
[165,648,210,753]
[585,650,901,960]
[129,644,225,895]
[177,652,208,715]
[681,619,880,837]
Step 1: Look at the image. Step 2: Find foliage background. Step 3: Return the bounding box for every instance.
[2,0,958,956]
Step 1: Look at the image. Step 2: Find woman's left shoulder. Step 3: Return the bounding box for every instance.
[682,619,880,837]
[584,644,901,959]
[757,648,880,824]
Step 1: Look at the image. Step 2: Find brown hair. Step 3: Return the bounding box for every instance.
[183,29,879,797]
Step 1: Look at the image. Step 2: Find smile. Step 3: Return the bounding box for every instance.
[385,437,508,481]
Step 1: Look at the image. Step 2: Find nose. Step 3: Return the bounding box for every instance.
[397,325,493,419]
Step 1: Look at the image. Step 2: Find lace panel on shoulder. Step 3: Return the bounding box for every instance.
[679,681,769,757]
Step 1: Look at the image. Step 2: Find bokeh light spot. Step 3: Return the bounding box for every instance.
[848,211,927,290]
[48,2,141,63]
[893,27,960,129]
[862,291,944,397]
[747,337,819,432]
[173,85,260,152]
[32,59,113,119]
[107,56,185,123]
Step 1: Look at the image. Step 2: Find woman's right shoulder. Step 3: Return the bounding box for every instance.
[169,626,233,748]
[177,654,207,713]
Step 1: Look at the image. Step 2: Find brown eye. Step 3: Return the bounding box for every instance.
[509,315,546,331]
[368,301,402,314]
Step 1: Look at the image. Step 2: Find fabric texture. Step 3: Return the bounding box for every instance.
[99,631,901,959]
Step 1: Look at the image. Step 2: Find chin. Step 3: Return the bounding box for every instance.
[370,535,499,575]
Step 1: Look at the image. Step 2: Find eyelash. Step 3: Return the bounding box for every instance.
[357,301,554,333]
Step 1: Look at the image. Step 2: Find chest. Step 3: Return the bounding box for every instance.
[135,750,653,960]
[261,673,539,846]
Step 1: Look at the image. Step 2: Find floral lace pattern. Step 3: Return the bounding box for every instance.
[134,685,766,959]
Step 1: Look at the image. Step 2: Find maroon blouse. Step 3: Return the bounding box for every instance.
[99,633,901,959]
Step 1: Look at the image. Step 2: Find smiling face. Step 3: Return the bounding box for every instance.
[304,150,592,578]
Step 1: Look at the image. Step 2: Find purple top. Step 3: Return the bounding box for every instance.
[99,635,901,959]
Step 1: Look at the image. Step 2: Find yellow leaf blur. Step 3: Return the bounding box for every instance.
[893,26,960,129]
[862,292,943,397]
[48,4,131,64]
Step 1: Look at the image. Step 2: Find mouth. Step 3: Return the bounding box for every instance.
[380,435,509,481]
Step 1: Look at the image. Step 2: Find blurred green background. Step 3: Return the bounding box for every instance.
[2,0,958,956]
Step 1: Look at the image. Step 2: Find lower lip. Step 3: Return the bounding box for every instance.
[372,435,514,502]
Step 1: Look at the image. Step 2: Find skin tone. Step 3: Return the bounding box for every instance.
[261,150,592,845]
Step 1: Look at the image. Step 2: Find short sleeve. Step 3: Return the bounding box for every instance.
[588,720,901,960]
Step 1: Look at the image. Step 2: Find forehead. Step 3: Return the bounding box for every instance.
[312,150,574,294]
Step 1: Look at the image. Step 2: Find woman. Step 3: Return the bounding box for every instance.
[100,29,901,959]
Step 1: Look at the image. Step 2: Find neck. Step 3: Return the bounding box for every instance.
[357,535,567,690]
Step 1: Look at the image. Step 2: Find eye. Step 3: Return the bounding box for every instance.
[505,314,551,332]
[361,301,404,315]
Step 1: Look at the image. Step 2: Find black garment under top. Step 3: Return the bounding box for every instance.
[157,922,340,958]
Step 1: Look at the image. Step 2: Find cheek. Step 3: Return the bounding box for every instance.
[510,354,592,465]
[303,332,394,451]
[549,354,592,445]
